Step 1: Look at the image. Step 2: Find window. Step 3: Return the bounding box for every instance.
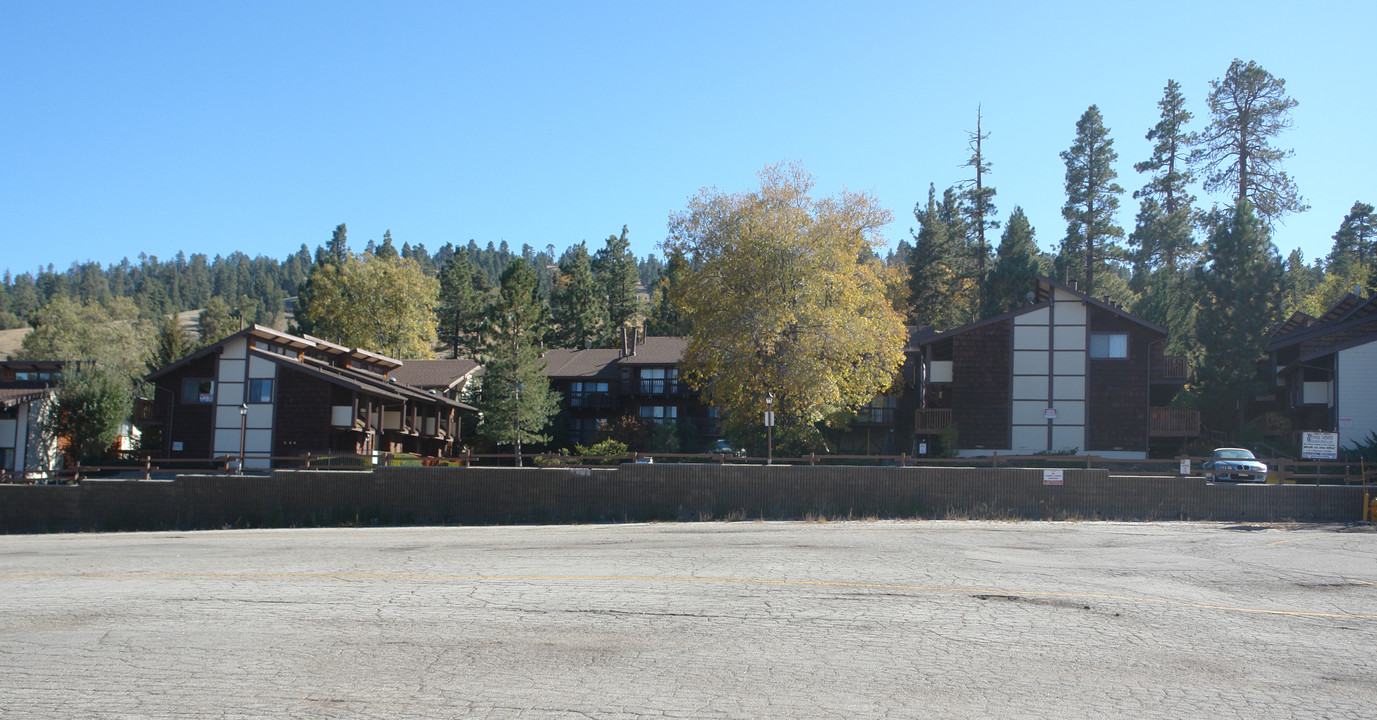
[247,378,274,404]
[569,381,610,406]
[181,379,215,404]
[1089,333,1128,359]
[856,396,897,424]
[639,405,678,423]
[639,367,678,394]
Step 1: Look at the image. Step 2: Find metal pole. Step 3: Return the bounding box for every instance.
[238,403,247,474]
[766,392,774,466]
[514,382,522,467]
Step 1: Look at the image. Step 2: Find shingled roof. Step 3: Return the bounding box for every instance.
[388,358,481,391]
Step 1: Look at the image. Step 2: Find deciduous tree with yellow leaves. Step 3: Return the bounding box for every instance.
[663,162,907,441]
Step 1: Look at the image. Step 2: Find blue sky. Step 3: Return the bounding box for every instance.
[3,1,1373,276]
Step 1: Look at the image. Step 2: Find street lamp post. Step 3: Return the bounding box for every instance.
[238,403,248,474]
[765,392,774,465]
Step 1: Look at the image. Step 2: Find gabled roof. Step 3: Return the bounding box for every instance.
[1266,294,1377,353]
[143,325,477,412]
[540,337,687,379]
[616,336,686,366]
[541,348,622,379]
[908,276,1165,349]
[387,358,481,391]
[1269,311,1316,340]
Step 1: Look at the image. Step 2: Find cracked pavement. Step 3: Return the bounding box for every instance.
[2,520,1376,718]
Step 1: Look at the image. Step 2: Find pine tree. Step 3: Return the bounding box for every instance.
[1327,201,1376,279]
[327,223,349,265]
[549,242,607,348]
[1193,59,1308,224]
[961,106,998,287]
[646,248,691,336]
[1131,80,1198,273]
[982,207,1039,318]
[435,249,484,359]
[1193,199,1283,434]
[375,230,400,261]
[592,225,640,332]
[908,185,976,330]
[1059,105,1125,295]
[478,258,559,462]
[198,296,238,346]
[149,314,194,371]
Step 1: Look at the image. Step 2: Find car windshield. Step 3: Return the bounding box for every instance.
[1214,449,1255,460]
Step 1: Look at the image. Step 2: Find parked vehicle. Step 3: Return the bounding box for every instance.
[1202,448,1268,483]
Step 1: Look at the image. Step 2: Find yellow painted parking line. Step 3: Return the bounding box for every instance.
[3,571,1375,620]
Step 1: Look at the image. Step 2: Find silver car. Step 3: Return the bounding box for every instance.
[1202,448,1268,483]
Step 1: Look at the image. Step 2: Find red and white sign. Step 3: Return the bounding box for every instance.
[1043,408,1058,419]
[1180,458,1191,476]
[1043,469,1064,485]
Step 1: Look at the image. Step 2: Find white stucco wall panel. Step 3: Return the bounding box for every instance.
[1338,341,1377,449]
[1013,325,1049,350]
[1013,351,1050,375]
[1012,376,1049,401]
[1014,307,1050,326]
[1053,351,1086,376]
[1011,426,1049,454]
[1051,426,1085,454]
[1053,376,1086,400]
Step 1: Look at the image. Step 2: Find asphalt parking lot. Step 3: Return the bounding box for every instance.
[3,520,1376,719]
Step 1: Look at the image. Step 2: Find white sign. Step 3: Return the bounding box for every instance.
[1043,469,1064,486]
[1340,417,1354,429]
[1301,432,1339,460]
[763,411,775,427]
[1180,458,1191,476]
[1043,408,1058,419]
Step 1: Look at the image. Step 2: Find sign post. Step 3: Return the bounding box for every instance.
[1302,432,1339,486]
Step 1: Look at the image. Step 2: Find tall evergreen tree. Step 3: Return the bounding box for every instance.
[435,249,485,359]
[1327,201,1376,279]
[374,230,400,261]
[592,225,640,332]
[646,248,692,336]
[1131,80,1198,273]
[908,185,975,330]
[478,258,559,462]
[982,207,1039,318]
[961,106,998,287]
[549,242,606,348]
[198,296,238,345]
[1193,59,1308,224]
[1192,199,1283,434]
[327,223,350,265]
[149,314,194,371]
[1059,105,1124,295]
[1280,249,1321,319]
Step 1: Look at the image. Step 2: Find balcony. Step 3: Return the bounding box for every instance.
[1149,408,1200,437]
[914,408,954,434]
[854,406,896,425]
[1151,356,1189,383]
[568,392,615,409]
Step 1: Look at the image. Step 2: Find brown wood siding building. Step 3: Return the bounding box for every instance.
[951,320,1012,450]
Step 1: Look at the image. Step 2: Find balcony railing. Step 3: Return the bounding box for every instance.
[854,407,896,425]
[1151,356,1189,383]
[914,408,954,434]
[1149,407,1200,437]
[568,392,615,409]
